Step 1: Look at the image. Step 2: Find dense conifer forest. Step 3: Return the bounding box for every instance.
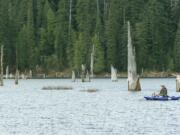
[0,0,180,74]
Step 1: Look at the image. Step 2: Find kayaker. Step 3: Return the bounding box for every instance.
[159,85,168,97]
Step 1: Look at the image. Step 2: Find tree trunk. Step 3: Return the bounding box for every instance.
[86,70,90,82]
[72,70,75,82]
[90,45,94,78]
[69,0,72,33]
[15,69,19,85]
[176,75,180,92]
[81,64,85,82]
[29,70,32,79]
[111,65,117,82]
[15,40,19,85]
[0,45,3,86]
[6,66,9,79]
[43,74,46,79]
[127,21,141,91]
[21,73,25,79]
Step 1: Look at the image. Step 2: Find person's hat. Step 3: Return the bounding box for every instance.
[161,85,165,88]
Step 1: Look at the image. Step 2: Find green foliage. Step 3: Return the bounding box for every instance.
[16,25,29,70]
[54,0,69,70]
[74,32,87,71]
[92,34,105,73]
[175,20,180,71]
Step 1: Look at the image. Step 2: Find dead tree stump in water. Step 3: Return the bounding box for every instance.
[127,21,141,91]
[86,70,91,82]
[29,70,32,79]
[6,66,9,79]
[15,69,19,85]
[90,45,94,78]
[176,75,180,92]
[81,64,85,82]
[111,65,118,82]
[72,70,75,82]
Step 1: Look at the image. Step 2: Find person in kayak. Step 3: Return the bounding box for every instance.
[152,85,168,97]
[159,85,168,97]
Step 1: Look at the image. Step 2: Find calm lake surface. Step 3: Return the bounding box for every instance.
[0,78,180,135]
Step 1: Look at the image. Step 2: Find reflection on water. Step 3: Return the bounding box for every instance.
[0,78,179,135]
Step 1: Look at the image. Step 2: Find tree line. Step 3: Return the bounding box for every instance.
[0,0,180,74]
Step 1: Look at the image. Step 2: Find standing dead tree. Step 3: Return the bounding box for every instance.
[86,70,91,82]
[6,66,9,79]
[176,75,180,92]
[81,64,86,82]
[15,69,19,85]
[29,70,32,79]
[127,21,141,91]
[90,45,95,78]
[15,44,19,85]
[0,45,4,86]
[72,70,75,82]
[111,65,118,82]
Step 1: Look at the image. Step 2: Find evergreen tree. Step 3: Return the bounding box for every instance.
[54,0,69,70]
[135,0,172,71]
[106,0,125,70]
[74,33,87,70]
[92,34,105,73]
[0,0,179,73]
[16,26,29,70]
[26,0,37,69]
[74,0,96,70]
[174,19,180,71]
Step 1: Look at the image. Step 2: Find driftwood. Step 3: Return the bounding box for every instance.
[80,89,99,93]
[42,86,73,90]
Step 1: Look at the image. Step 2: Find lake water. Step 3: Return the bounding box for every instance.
[0,78,180,135]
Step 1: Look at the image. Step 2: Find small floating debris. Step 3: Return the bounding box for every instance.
[80,89,99,93]
[42,86,73,90]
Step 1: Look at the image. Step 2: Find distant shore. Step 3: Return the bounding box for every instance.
[30,71,179,79]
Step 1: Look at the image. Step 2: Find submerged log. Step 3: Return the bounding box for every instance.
[0,45,4,86]
[72,70,75,82]
[111,65,118,82]
[176,75,180,92]
[80,89,99,93]
[127,21,141,91]
[42,86,73,90]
